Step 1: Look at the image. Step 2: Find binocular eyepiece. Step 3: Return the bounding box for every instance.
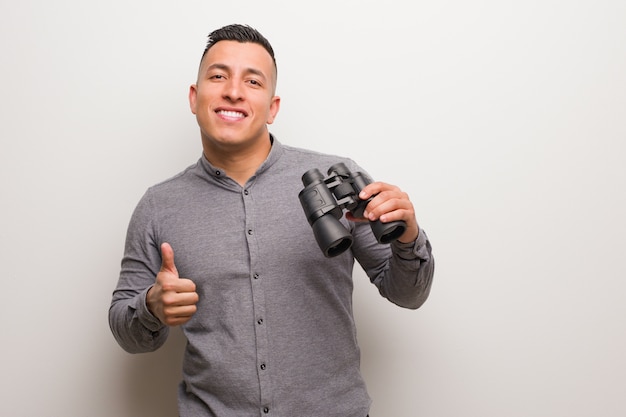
[298,162,407,257]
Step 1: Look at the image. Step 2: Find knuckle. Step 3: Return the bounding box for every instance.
[161,281,178,292]
[162,293,177,306]
[164,317,178,326]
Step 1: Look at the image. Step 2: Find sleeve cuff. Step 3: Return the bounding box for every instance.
[391,228,431,261]
[136,285,166,332]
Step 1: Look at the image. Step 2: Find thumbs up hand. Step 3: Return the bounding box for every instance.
[146,243,199,326]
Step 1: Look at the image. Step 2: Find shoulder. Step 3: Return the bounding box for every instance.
[126,159,206,216]
[278,142,363,173]
[145,159,202,194]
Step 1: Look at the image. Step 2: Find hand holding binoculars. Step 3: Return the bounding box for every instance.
[298,162,407,257]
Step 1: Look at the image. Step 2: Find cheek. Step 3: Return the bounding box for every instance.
[196,97,215,119]
[194,87,215,106]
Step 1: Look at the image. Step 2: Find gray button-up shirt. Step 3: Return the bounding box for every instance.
[109,137,434,417]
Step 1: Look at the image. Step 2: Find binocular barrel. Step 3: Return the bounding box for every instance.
[298,168,354,257]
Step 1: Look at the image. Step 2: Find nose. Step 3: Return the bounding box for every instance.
[223,79,243,102]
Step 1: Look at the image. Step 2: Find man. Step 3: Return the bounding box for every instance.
[109,24,434,417]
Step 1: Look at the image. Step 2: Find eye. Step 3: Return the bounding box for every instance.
[247,78,263,88]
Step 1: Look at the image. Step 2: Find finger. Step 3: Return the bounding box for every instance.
[358,181,397,201]
[162,305,198,326]
[176,278,197,293]
[162,288,199,307]
[358,183,379,201]
[364,190,409,221]
[159,242,178,275]
[162,296,198,326]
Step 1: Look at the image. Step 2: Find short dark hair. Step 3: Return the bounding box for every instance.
[201,24,277,74]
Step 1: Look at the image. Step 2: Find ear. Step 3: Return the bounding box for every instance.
[189,84,198,115]
[266,95,281,125]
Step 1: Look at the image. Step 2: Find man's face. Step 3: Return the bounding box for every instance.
[189,40,280,154]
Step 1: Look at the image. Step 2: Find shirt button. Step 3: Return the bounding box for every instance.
[253,273,259,279]
[244,189,249,195]
[260,363,266,370]
[248,229,253,235]
[263,407,269,414]
[215,170,221,176]
[257,318,263,325]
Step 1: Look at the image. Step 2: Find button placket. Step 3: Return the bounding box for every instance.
[242,186,273,410]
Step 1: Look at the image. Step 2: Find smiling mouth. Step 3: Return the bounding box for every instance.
[217,110,246,119]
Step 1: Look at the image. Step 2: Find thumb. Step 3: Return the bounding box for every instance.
[159,242,178,276]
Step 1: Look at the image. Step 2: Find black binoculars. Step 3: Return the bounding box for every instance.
[298,162,407,257]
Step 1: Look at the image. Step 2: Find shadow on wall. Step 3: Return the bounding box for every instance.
[118,327,186,417]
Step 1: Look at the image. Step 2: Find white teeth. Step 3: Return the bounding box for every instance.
[218,110,244,118]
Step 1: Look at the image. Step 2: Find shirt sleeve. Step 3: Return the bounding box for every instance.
[352,222,435,310]
[108,190,170,353]
[341,158,435,310]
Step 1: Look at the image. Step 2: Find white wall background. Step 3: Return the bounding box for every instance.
[1,0,625,416]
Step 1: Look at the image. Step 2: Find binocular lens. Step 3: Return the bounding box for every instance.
[311,214,354,257]
[326,239,353,258]
[371,219,406,244]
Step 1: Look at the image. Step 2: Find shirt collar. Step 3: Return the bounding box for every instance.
[197,134,285,183]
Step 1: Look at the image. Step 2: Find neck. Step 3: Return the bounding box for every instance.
[202,135,272,186]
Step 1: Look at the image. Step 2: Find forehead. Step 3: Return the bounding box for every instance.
[201,40,276,78]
